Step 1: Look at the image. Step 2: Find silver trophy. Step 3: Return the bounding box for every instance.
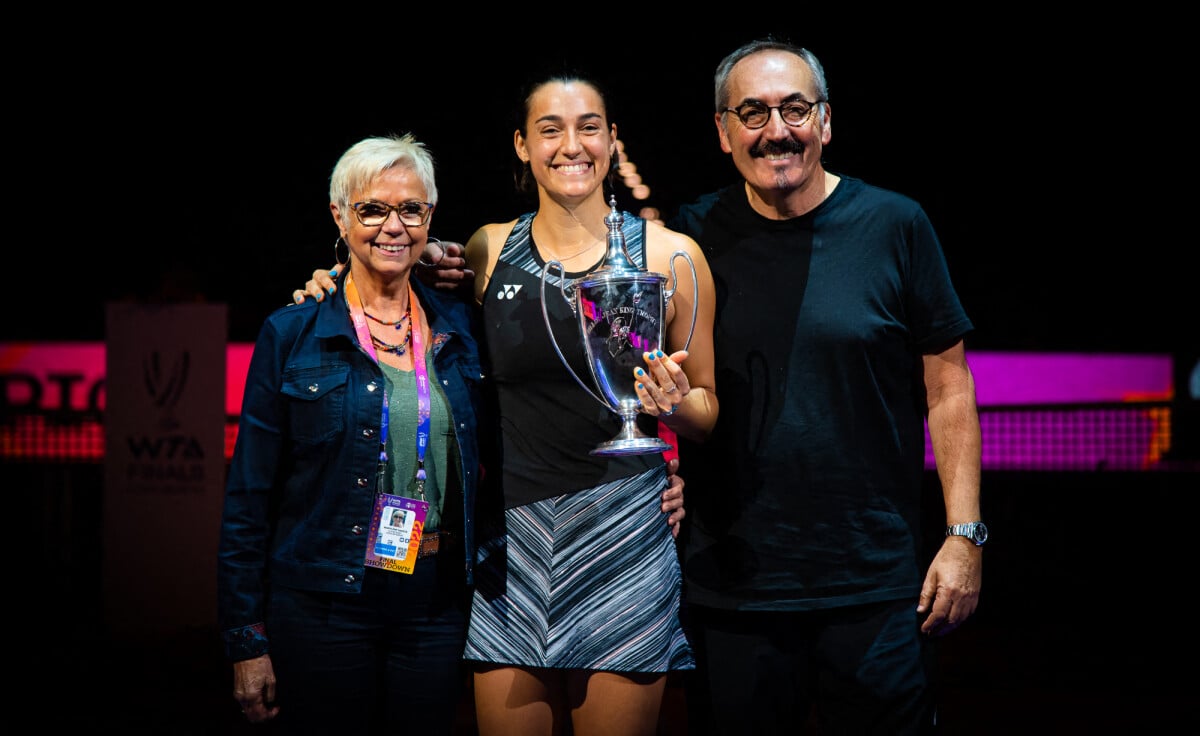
[541,195,698,456]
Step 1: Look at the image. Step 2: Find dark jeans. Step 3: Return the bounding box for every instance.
[266,553,470,735]
[684,598,938,736]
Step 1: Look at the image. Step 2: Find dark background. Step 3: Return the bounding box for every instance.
[13,17,1195,733]
[6,20,1190,360]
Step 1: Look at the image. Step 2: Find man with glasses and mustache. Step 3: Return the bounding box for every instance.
[656,38,984,735]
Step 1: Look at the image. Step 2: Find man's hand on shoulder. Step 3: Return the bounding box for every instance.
[416,240,475,291]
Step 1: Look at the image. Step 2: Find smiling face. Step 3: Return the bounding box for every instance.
[514,79,617,205]
[330,165,430,283]
[717,49,831,195]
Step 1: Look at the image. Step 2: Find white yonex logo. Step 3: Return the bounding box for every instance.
[497,284,524,300]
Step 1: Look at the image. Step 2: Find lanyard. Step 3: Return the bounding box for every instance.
[345,271,432,498]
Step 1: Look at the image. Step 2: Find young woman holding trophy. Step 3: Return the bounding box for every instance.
[461,74,717,736]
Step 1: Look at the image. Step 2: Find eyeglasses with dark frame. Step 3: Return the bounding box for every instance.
[721,99,825,130]
[351,200,435,228]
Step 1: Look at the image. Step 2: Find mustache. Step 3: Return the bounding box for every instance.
[750,138,805,158]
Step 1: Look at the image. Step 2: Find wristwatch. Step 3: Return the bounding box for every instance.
[945,521,988,546]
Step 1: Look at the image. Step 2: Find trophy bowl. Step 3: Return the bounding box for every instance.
[541,196,696,456]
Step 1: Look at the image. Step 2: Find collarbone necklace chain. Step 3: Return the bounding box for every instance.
[539,212,604,262]
[559,240,600,259]
[556,236,601,261]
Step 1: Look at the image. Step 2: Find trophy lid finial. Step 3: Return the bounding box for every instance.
[605,194,623,229]
[600,194,636,273]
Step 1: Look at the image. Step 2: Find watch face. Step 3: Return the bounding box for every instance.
[971,523,988,544]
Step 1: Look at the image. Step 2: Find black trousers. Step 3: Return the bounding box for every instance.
[266,553,470,735]
[684,598,938,736]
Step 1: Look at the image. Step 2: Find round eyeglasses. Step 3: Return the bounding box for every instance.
[352,200,434,228]
[722,99,825,130]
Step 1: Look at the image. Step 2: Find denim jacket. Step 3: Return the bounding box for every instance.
[217,274,484,661]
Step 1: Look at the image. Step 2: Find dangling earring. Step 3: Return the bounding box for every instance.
[333,236,349,267]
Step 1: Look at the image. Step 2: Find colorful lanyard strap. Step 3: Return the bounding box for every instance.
[345,271,432,498]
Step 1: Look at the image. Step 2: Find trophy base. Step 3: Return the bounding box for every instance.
[589,436,673,457]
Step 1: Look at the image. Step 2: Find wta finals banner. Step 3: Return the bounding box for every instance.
[103,303,227,636]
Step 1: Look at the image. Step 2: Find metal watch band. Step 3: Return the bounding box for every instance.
[946,521,988,546]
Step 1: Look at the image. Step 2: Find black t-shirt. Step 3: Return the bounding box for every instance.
[670,176,973,611]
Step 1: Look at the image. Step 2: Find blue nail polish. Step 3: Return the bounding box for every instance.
[636,368,645,377]
[637,383,644,391]
[655,350,665,359]
[329,269,338,278]
[326,287,335,295]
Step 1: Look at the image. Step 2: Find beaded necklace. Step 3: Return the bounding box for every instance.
[368,306,411,355]
[364,309,411,330]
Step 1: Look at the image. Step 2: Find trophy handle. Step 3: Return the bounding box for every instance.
[663,250,699,353]
[540,259,608,406]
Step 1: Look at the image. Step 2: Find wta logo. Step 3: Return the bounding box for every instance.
[496,284,524,300]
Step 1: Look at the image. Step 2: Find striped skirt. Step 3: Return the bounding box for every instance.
[463,465,694,672]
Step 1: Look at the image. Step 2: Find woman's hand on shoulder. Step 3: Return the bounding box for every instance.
[292,263,342,305]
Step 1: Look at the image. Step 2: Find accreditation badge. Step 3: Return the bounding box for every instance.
[364,494,429,574]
